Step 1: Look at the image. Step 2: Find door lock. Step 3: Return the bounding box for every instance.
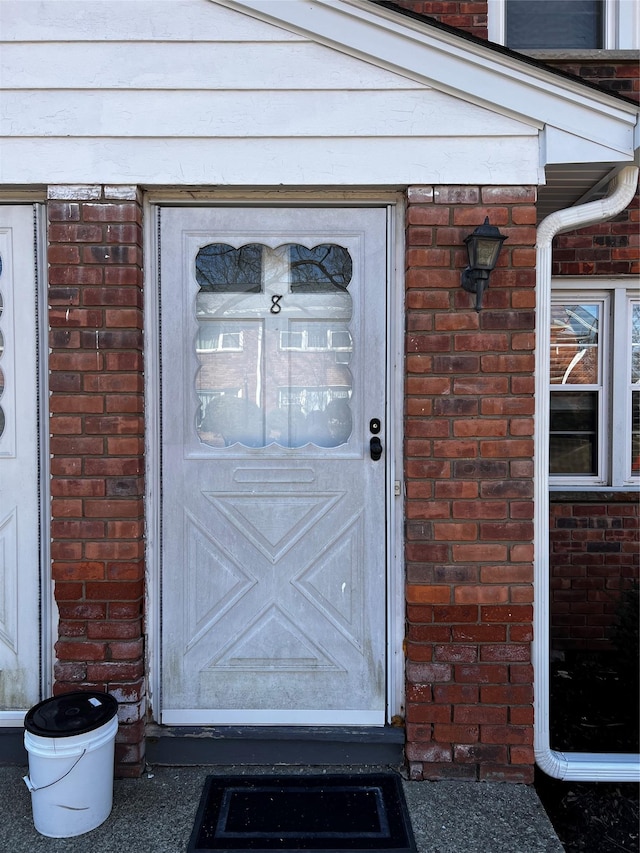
[370,436,383,461]
[369,418,382,460]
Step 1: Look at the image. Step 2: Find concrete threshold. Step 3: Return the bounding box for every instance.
[146,723,406,766]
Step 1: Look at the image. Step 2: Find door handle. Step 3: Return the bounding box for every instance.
[370,436,383,461]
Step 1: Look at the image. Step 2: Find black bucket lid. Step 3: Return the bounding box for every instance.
[24,691,118,737]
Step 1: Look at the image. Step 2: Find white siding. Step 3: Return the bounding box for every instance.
[0,41,423,90]
[0,0,302,41]
[0,0,539,186]
[3,91,533,138]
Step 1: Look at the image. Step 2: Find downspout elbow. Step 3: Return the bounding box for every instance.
[538,165,639,247]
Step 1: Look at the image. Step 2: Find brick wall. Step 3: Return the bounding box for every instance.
[545,59,640,104]
[48,186,145,778]
[404,185,536,782]
[389,0,487,38]
[551,199,639,278]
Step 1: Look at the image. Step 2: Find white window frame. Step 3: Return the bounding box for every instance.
[279,328,330,352]
[196,325,244,353]
[550,278,640,490]
[279,325,353,353]
[488,0,640,50]
[277,385,351,414]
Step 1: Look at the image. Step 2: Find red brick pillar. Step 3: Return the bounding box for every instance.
[48,185,145,777]
[404,185,537,782]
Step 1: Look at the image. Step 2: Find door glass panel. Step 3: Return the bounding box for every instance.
[196,243,263,293]
[195,243,353,448]
[289,244,352,291]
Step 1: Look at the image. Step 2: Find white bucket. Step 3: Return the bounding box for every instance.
[23,692,118,838]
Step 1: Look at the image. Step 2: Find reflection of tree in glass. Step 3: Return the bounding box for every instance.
[290,245,352,292]
[560,305,598,344]
[196,243,263,293]
[325,398,352,446]
[200,395,264,447]
[195,242,352,294]
[550,304,599,385]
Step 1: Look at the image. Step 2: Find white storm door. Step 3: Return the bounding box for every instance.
[0,206,42,721]
[159,207,388,725]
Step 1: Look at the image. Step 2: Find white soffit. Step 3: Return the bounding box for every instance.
[215,0,639,164]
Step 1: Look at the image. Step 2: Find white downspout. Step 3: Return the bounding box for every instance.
[534,164,640,781]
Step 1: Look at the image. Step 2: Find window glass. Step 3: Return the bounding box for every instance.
[549,301,601,479]
[631,304,640,474]
[549,391,598,475]
[506,0,603,49]
[550,304,599,385]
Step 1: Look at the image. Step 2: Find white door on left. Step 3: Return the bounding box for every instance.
[0,206,42,721]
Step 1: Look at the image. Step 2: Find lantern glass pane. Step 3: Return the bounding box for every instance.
[475,239,501,269]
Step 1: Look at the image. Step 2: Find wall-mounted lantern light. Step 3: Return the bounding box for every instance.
[461,217,508,310]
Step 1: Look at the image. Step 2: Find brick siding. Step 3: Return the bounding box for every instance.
[551,198,640,278]
[48,187,145,778]
[545,59,640,104]
[390,0,488,39]
[404,185,536,782]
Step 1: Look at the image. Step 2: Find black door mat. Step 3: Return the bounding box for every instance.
[187,773,417,852]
